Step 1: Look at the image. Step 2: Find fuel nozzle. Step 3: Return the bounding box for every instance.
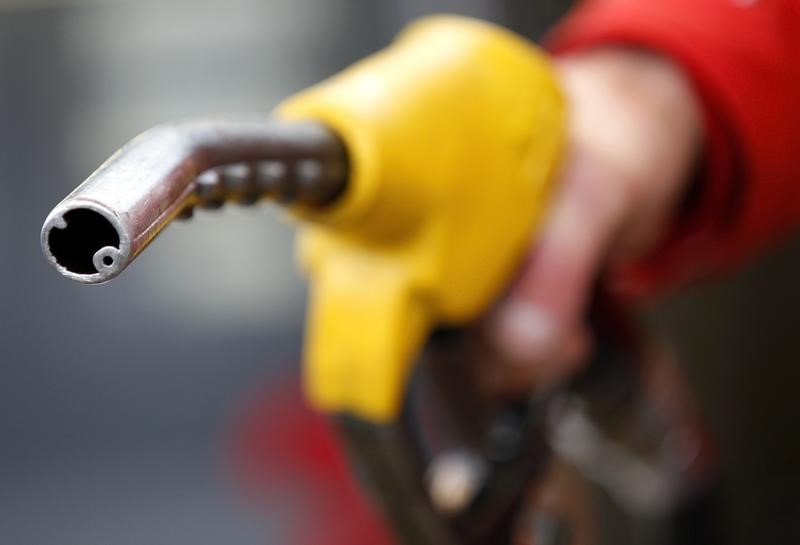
[41,118,348,284]
[41,15,568,545]
[42,15,565,424]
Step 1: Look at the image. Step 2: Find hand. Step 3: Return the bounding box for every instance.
[481,48,702,395]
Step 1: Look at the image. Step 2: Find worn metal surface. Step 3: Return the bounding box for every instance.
[41,118,348,284]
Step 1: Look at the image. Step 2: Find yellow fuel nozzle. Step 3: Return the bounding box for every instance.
[278,15,565,423]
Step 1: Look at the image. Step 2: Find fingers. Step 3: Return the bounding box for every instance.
[479,50,703,395]
[475,324,592,398]
[484,147,633,387]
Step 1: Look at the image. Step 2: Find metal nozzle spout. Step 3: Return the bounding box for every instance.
[41,118,348,284]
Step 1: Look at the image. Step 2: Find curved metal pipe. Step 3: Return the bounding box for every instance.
[41,117,348,284]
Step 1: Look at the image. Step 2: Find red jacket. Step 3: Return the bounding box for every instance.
[550,0,800,292]
[238,3,800,544]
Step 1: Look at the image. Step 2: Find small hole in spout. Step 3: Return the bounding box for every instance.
[48,209,120,274]
[103,256,113,266]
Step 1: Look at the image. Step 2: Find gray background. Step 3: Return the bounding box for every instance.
[0,1,797,544]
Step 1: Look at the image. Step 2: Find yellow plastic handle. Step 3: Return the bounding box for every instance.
[277,15,565,423]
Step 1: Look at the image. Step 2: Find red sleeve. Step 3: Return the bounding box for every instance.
[546,0,800,294]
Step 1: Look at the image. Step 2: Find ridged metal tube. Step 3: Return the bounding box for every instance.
[41,117,348,284]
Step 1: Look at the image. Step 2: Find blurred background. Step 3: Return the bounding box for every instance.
[0,1,797,544]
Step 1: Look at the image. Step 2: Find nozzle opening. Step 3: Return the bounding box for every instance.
[47,208,121,274]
